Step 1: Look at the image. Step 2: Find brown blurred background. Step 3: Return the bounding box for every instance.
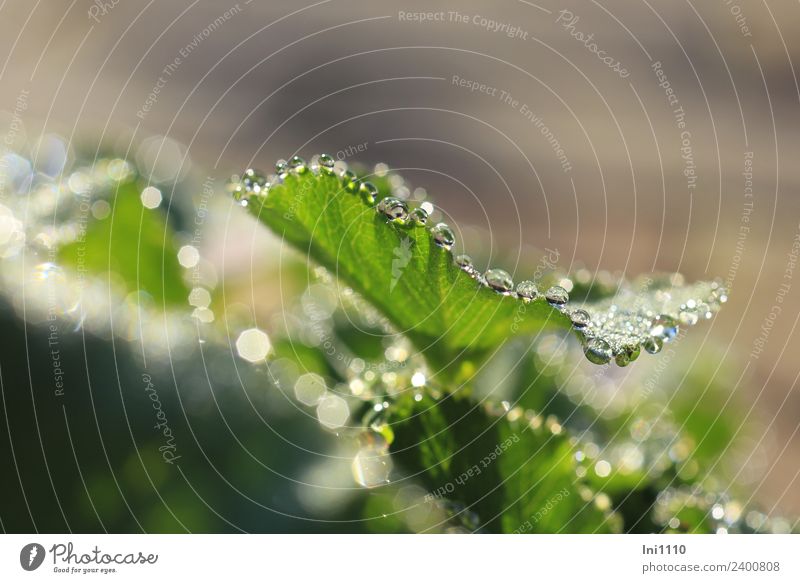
[1,0,799,516]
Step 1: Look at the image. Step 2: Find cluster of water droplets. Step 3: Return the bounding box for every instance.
[569,274,728,367]
[230,154,439,226]
[447,261,726,368]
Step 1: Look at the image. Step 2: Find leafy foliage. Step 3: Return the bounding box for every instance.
[234,157,739,533]
[2,146,765,534]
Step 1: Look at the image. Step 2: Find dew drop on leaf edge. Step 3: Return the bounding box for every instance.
[289,155,307,174]
[515,280,538,301]
[584,337,612,365]
[650,315,679,342]
[614,344,641,367]
[377,197,409,222]
[455,254,472,268]
[409,207,428,226]
[431,223,455,250]
[242,168,267,195]
[318,153,335,174]
[485,269,514,293]
[275,159,289,178]
[643,336,664,354]
[569,308,591,327]
[360,181,378,204]
[545,285,569,305]
[343,170,358,193]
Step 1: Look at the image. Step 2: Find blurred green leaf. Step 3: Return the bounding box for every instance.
[59,182,189,306]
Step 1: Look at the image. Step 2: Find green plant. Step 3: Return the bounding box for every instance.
[3,146,783,533]
[229,154,741,533]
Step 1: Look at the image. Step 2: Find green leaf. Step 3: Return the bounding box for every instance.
[238,160,727,376]
[246,172,562,374]
[59,182,189,307]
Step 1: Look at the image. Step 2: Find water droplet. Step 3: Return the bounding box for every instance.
[650,315,678,341]
[188,287,212,308]
[455,254,477,277]
[431,223,455,250]
[614,344,641,367]
[243,168,268,194]
[515,280,539,302]
[455,254,472,268]
[643,336,663,354]
[360,181,378,204]
[594,459,612,477]
[545,285,569,305]
[316,393,349,429]
[289,155,307,174]
[294,372,327,406]
[485,268,513,293]
[409,207,428,226]
[377,197,408,222]
[584,337,612,365]
[192,307,215,323]
[141,186,162,208]
[177,245,200,268]
[274,159,289,179]
[569,308,591,327]
[342,170,358,193]
[235,328,272,362]
[352,445,393,488]
[318,153,335,175]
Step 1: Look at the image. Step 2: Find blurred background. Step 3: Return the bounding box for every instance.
[0,0,799,532]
